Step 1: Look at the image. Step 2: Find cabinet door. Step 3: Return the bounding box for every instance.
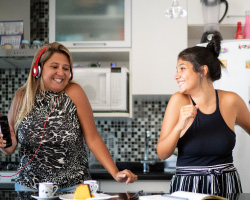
[131,0,187,95]
[49,0,131,48]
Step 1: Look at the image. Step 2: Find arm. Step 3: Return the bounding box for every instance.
[219,90,250,135]
[65,83,137,184]
[234,94,250,135]
[157,92,198,160]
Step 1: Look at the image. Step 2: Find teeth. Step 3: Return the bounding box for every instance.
[178,82,184,86]
[54,78,62,82]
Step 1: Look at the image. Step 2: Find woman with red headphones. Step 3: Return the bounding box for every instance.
[0,42,137,192]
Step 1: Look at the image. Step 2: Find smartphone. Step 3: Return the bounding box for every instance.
[0,116,12,148]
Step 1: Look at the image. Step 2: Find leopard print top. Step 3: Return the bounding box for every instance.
[15,90,91,189]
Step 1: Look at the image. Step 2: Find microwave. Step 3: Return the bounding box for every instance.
[72,67,129,112]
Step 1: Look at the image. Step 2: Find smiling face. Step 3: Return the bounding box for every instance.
[174,58,201,94]
[41,52,71,92]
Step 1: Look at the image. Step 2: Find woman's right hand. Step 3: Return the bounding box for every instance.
[176,104,199,131]
[0,132,7,148]
[0,125,17,154]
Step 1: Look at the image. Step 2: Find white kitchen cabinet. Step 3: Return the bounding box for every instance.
[131,0,187,95]
[99,180,170,193]
[49,0,131,48]
[187,0,248,25]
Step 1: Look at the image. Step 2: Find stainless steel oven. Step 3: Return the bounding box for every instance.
[0,162,18,190]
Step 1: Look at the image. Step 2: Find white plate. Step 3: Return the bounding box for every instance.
[59,193,119,200]
[31,195,59,200]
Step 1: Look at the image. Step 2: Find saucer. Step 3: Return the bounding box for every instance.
[31,195,59,200]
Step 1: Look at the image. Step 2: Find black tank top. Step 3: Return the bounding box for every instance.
[177,90,236,166]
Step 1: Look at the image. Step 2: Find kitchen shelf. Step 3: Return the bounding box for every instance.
[188,25,237,47]
[70,48,131,69]
[94,112,131,118]
[0,49,35,57]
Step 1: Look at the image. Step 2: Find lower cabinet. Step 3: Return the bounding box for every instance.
[99,180,170,193]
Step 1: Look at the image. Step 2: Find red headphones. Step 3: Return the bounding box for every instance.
[32,47,73,80]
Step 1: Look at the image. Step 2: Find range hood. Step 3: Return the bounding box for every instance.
[0,49,35,69]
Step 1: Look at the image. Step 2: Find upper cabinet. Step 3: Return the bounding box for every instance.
[49,0,131,48]
[131,0,187,95]
[188,0,248,25]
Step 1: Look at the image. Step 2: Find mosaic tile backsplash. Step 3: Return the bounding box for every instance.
[30,0,49,44]
[0,69,170,163]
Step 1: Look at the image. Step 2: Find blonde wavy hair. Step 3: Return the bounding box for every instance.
[13,42,73,131]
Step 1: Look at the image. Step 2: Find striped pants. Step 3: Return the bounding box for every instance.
[170,163,242,197]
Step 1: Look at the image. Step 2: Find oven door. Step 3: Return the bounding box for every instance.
[73,68,111,111]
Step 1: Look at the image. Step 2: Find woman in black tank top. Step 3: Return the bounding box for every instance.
[157,35,250,198]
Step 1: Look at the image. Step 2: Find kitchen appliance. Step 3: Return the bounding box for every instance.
[73,67,129,112]
[0,162,18,189]
[200,0,228,43]
[201,39,250,192]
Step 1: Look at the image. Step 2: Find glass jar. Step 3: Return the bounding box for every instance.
[20,40,30,49]
[31,40,42,49]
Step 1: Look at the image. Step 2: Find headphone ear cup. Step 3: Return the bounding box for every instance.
[32,65,41,79]
[69,72,72,80]
[32,47,48,79]
[69,69,73,81]
[36,65,41,78]
[32,65,39,78]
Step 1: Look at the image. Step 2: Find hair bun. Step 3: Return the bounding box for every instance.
[206,35,221,57]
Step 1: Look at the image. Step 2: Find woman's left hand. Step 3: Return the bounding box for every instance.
[114,169,138,184]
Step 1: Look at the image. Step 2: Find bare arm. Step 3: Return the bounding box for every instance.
[234,94,250,135]
[157,93,198,160]
[66,83,137,184]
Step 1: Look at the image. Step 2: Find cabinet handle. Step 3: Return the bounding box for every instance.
[73,43,107,46]
[227,15,244,18]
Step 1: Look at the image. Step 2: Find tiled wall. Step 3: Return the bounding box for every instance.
[95,96,169,162]
[0,68,169,162]
[30,0,49,44]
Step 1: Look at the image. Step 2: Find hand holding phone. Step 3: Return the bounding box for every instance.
[0,116,12,148]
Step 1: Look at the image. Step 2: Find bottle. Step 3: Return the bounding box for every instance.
[20,40,30,49]
[31,40,42,49]
[236,22,244,39]
[243,10,250,39]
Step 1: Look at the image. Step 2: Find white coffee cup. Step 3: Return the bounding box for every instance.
[39,182,58,198]
[84,180,99,193]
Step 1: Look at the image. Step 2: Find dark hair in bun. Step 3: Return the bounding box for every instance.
[206,35,221,57]
[177,35,223,82]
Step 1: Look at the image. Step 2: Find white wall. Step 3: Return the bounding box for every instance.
[131,0,187,95]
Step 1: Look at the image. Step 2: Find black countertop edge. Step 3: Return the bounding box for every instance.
[90,171,175,181]
[90,161,175,180]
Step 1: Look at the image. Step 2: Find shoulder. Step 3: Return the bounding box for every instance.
[217,89,242,106]
[65,82,86,99]
[168,92,191,107]
[64,82,90,107]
